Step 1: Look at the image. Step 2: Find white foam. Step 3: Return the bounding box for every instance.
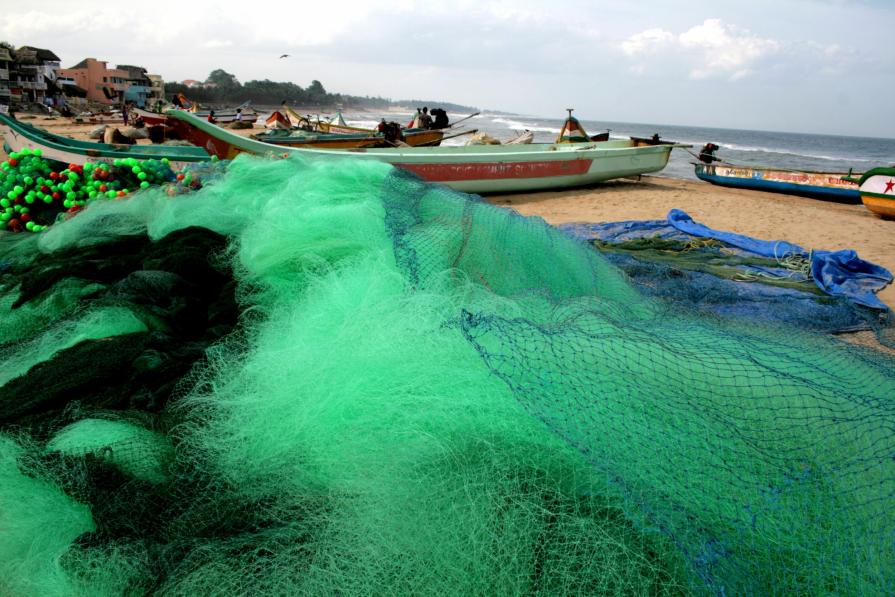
[491,117,561,134]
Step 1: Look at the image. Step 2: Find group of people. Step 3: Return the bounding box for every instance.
[407,107,449,130]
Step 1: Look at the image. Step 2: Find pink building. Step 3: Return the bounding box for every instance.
[58,58,129,105]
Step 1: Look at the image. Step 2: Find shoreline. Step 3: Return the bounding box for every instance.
[3,117,893,311]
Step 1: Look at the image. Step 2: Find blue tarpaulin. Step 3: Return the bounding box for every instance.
[561,209,892,310]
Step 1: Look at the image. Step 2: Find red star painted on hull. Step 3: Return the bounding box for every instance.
[885,179,895,194]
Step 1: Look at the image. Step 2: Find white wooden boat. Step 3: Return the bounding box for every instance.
[845,167,895,218]
[131,102,259,126]
[166,110,685,193]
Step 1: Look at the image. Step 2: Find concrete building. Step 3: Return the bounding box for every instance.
[8,46,60,105]
[147,74,165,105]
[58,58,130,105]
[118,64,153,107]
[58,58,163,108]
[0,47,12,107]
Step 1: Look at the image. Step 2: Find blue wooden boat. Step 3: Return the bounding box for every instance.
[693,144,860,203]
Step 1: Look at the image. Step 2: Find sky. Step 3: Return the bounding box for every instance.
[2,0,894,137]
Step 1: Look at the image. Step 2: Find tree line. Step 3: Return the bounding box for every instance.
[165,69,477,112]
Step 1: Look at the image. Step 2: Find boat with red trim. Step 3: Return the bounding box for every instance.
[165,109,685,193]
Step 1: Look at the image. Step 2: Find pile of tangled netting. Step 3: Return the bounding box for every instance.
[559,218,895,346]
[1,153,893,595]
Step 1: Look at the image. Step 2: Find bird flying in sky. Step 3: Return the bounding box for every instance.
[279,54,291,59]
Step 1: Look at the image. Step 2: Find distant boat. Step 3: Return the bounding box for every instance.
[0,111,211,168]
[272,106,445,146]
[265,111,292,130]
[844,167,895,218]
[505,130,535,145]
[165,109,685,194]
[692,143,860,203]
[132,101,259,126]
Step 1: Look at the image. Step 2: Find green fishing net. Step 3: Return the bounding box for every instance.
[0,153,893,595]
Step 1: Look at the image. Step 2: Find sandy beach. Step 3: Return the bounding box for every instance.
[4,115,893,310]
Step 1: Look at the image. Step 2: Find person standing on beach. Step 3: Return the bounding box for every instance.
[122,102,129,126]
[235,108,243,122]
[207,110,216,124]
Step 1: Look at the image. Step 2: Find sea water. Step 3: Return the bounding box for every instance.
[338,110,895,182]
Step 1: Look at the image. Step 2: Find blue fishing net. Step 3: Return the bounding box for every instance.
[561,212,894,344]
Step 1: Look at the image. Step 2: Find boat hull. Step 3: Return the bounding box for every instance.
[851,168,895,219]
[253,133,383,149]
[694,163,860,203]
[130,107,168,126]
[256,128,444,149]
[0,112,211,169]
[167,110,680,193]
[131,106,259,126]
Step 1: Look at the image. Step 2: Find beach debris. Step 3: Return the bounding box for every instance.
[465,132,502,145]
[88,125,108,140]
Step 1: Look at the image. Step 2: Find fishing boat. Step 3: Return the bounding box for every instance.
[692,144,860,203]
[251,130,385,150]
[252,127,445,149]
[132,101,259,126]
[0,111,212,168]
[166,109,685,193]
[287,107,446,146]
[844,167,895,218]
[505,131,535,145]
[265,111,292,130]
[129,107,168,126]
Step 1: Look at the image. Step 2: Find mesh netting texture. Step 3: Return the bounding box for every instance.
[0,153,893,596]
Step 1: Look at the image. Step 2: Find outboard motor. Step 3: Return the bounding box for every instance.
[383,121,404,143]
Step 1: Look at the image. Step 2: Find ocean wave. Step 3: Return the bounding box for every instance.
[718,143,883,163]
[345,120,380,129]
[491,117,561,134]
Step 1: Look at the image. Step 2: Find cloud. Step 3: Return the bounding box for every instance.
[202,40,234,49]
[621,28,674,56]
[679,19,779,79]
[621,18,779,81]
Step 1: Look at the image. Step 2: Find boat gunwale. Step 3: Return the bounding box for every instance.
[0,112,211,161]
